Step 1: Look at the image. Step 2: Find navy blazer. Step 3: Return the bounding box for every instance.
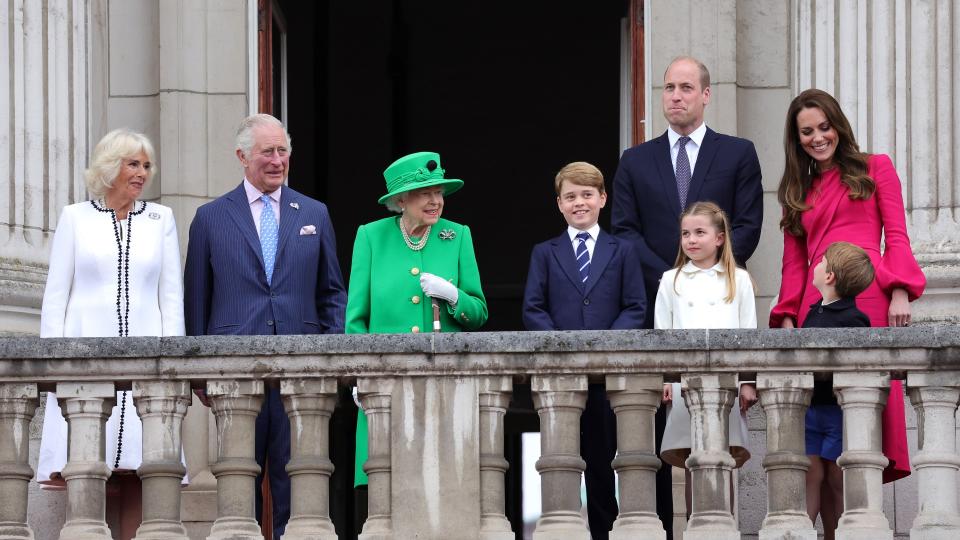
[611,128,763,328]
[522,229,646,331]
[184,183,347,336]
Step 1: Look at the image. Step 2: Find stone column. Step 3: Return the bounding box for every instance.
[605,374,666,540]
[131,381,191,540]
[0,0,89,335]
[906,371,960,540]
[358,377,395,540]
[279,378,338,540]
[206,380,264,540]
[57,382,115,540]
[756,373,816,540]
[531,375,589,540]
[681,373,739,540]
[833,372,892,540]
[0,383,38,540]
[478,376,513,540]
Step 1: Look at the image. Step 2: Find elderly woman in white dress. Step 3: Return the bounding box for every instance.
[38,128,184,538]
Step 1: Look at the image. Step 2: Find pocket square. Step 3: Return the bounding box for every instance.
[300,225,317,235]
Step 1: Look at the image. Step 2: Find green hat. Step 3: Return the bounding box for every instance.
[378,151,464,205]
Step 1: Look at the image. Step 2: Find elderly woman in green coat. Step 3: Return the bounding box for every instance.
[347,151,488,490]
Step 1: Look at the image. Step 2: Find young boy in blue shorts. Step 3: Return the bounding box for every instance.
[802,241,875,537]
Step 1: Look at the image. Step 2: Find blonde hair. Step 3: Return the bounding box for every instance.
[84,129,156,198]
[673,201,738,303]
[554,161,605,196]
[823,241,875,298]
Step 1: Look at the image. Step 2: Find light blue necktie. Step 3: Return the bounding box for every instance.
[259,194,278,285]
[576,231,591,283]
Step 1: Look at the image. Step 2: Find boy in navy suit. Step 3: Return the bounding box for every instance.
[523,162,646,539]
[802,241,874,538]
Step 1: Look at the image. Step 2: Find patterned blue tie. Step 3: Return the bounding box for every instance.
[259,194,278,285]
[676,136,692,211]
[575,231,591,284]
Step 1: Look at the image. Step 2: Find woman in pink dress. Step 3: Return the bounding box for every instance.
[770,89,924,486]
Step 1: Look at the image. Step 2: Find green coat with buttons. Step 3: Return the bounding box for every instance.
[346,216,488,485]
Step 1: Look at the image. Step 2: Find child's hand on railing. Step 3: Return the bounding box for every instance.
[662,383,672,405]
[739,383,758,413]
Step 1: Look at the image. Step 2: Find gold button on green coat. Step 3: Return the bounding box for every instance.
[346,216,487,486]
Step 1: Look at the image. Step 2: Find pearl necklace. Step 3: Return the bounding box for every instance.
[90,198,145,468]
[399,216,430,251]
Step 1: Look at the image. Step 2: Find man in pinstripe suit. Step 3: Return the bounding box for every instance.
[184,113,347,538]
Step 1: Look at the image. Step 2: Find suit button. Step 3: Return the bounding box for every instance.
[818,307,824,313]
[411,267,420,276]
[267,320,274,326]
[412,296,421,304]
[583,298,590,306]
[412,326,420,333]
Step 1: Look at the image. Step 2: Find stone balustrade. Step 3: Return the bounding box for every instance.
[1,327,960,540]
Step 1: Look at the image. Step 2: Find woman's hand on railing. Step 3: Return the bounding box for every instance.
[780,317,796,328]
[889,288,911,327]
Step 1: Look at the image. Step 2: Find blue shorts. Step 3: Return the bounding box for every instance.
[805,404,843,461]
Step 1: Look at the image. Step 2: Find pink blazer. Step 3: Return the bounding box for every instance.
[770,154,925,328]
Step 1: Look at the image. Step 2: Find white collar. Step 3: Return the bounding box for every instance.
[567,223,601,242]
[680,261,725,274]
[667,123,707,148]
[243,178,281,204]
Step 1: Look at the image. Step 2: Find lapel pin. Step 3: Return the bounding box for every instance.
[439,229,456,240]
[290,202,299,210]
[148,212,161,220]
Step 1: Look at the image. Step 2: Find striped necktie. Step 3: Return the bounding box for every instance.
[260,194,278,285]
[575,231,591,283]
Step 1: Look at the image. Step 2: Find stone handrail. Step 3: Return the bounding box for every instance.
[0,327,958,540]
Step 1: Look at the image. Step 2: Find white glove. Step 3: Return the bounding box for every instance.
[420,272,459,305]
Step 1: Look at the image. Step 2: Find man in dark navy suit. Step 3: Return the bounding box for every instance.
[184,114,347,539]
[611,56,763,538]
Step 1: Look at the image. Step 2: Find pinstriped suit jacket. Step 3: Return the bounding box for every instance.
[184,183,346,336]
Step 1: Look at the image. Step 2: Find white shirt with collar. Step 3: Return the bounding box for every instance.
[654,261,757,330]
[566,223,601,260]
[667,123,707,176]
[243,178,282,237]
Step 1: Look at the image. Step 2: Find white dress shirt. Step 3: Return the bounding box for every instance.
[566,223,601,260]
[667,122,708,176]
[244,178,282,236]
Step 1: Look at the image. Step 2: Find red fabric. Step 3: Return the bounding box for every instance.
[771,154,926,483]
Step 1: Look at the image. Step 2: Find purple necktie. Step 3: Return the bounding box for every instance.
[676,136,692,211]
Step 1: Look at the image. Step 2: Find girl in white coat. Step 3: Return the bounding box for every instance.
[654,201,757,515]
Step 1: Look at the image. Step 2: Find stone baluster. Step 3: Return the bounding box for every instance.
[358,378,396,540]
[833,372,892,540]
[478,376,514,540]
[132,381,192,540]
[280,378,339,540]
[606,374,666,540]
[206,380,265,540]
[531,375,589,540]
[57,382,115,540]
[756,373,816,540]
[906,371,960,540]
[682,373,739,540]
[0,383,38,540]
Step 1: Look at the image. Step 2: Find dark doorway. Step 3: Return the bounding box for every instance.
[278,0,627,332]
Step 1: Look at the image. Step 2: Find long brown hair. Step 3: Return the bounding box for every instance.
[778,89,875,237]
[673,201,738,303]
